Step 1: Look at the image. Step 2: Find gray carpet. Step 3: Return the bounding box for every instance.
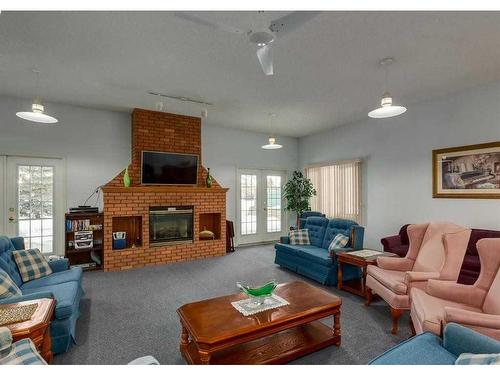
[54,244,410,365]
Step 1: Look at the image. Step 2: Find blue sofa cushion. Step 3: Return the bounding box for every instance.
[322,219,358,249]
[369,332,457,365]
[275,243,303,256]
[20,281,80,320]
[296,246,333,267]
[304,217,328,248]
[0,236,23,287]
[21,267,82,290]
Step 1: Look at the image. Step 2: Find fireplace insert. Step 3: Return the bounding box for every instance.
[149,206,194,246]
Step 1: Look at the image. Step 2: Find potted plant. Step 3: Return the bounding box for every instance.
[283,171,316,228]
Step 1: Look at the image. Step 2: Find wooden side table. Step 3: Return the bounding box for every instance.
[337,250,397,299]
[1,298,56,363]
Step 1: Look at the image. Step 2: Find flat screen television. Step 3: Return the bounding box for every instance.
[141,151,198,185]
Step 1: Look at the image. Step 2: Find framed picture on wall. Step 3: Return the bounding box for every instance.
[433,141,500,199]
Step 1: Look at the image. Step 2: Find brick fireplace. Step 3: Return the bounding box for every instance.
[102,109,228,271]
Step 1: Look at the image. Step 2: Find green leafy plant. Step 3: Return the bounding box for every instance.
[283,171,316,227]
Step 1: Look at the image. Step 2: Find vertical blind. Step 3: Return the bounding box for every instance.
[306,160,362,223]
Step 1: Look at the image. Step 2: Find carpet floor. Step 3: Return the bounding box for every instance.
[54,244,411,365]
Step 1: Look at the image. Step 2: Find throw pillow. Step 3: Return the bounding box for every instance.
[455,353,500,365]
[328,233,350,253]
[12,249,52,283]
[0,269,22,299]
[289,229,311,245]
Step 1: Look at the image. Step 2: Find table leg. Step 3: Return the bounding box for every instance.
[337,259,343,290]
[41,326,53,364]
[199,350,211,365]
[333,311,341,347]
[362,265,367,293]
[180,323,189,351]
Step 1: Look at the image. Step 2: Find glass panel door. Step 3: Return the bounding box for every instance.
[6,157,64,255]
[265,174,282,233]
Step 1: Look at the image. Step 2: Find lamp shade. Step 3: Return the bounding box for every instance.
[368,93,406,119]
[261,136,282,149]
[16,103,58,124]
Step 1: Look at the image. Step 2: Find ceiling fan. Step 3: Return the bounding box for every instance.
[174,11,320,76]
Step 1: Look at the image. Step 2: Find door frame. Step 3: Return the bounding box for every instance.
[236,168,288,246]
[3,155,66,255]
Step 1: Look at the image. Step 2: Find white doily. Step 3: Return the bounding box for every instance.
[231,295,290,316]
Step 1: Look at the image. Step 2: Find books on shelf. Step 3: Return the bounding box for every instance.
[66,219,102,232]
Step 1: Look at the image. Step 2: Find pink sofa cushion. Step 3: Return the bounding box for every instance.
[411,287,482,335]
[367,265,407,295]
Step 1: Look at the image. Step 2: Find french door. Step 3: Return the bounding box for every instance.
[3,156,64,255]
[237,169,287,245]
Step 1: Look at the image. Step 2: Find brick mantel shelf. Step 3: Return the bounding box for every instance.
[102,108,228,271]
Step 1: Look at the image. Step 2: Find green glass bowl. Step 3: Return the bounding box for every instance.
[236,280,277,306]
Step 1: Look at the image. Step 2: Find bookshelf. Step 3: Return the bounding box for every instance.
[65,212,104,271]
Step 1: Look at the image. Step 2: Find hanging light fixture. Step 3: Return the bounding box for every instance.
[262,113,282,149]
[16,70,58,124]
[368,58,407,119]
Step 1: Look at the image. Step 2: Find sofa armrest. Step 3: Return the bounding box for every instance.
[380,235,402,251]
[0,327,13,357]
[377,256,414,272]
[404,271,440,285]
[10,236,25,250]
[279,236,290,244]
[351,225,365,250]
[0,291,54,305]
[443,322,500,356]
[49,258,69,273]
[426,280,487,307]
[444,307,500,330]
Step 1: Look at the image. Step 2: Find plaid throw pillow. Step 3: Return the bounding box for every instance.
[289,229,311,245]
[12,248,52,283]
[455,353,500,365]
[0,269,22,299]
[328,233,350,253]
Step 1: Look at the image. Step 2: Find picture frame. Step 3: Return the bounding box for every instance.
[432,141,500,199]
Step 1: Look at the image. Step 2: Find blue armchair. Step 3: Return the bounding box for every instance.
[0,236,83,354]
[369,323,500,365]
[275,217,365,285]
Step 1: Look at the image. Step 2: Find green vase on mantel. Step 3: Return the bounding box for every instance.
[206,168,213,188]
[123,167,131,188]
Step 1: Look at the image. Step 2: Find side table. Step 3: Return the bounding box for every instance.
[0,298,56,363]
[337,250,397,299]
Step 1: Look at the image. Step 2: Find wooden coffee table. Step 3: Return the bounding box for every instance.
[177,281,341,365]
[337,250,397,298]
[0,298,55,363]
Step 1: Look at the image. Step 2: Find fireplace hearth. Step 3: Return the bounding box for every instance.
[149,206,194,246]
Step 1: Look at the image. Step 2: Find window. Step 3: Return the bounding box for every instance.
[306,160,362,223]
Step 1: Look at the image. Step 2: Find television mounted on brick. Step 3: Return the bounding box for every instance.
[141,151,198,185]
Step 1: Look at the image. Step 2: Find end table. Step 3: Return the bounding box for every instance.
[0,298,56,363]
[337,250,397,299]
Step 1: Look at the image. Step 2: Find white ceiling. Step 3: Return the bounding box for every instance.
[1,11,500,137]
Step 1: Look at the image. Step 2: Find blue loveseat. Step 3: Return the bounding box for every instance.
[275,217,365,285]
[0,236,83,354]
[370,323,500,365]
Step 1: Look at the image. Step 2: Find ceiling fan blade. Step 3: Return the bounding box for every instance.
[174,12,244,35]
[256,45,274,76]
[269,11,321,37]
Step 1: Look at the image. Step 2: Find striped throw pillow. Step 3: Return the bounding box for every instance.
[289,229,311,245]
[328,233,350,253]
[0,268,22,299]
[455,353,500,365]
[12,248,52,283]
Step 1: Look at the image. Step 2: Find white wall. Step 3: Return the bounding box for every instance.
[0,95,300,232]
[202,124,299,225]
[299,81,500,249]
[0,95,131,211]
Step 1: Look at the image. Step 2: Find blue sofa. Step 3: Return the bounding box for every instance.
[0,236,83,354]
[275,217,365,285]
[370,323,500,365]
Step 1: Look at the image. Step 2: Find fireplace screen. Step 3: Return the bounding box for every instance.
[149,206,193,246]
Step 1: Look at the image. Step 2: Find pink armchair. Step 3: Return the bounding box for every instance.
[366,222,471,334]
[410,238,500,339]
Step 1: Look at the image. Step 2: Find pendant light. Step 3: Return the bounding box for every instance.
[368,58,407,119]
[16,70,58,124]
[261,113,282,149]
